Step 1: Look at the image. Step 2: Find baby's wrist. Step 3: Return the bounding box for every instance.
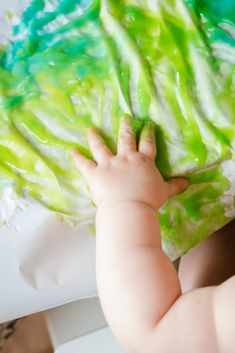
[96,198,159,213]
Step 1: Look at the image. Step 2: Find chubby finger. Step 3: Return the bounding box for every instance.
[138,122,156,160]
[72,149,96,178]
[118,116,136,155]
[87,128,113,164]
[167,178,189,199]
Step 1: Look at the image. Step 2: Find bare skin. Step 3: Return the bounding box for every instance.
[179,219,235,292]
[73,117,235,353]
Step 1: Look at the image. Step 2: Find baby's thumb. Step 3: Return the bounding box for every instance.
[167,178,189,199]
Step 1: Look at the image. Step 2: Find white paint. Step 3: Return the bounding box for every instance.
[212,42,235,65]
[0,187,27,226]
[221,157,235,217]
[219,22,235,40]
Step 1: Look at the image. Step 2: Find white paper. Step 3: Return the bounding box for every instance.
[0,199,97,323]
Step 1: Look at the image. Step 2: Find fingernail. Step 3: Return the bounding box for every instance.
[122,114,131,119]
[142,122,154,134]
[145,121,154,128]
[121,114,132,123]
[71,149,81,158]
[181,178,189,190]
[86,127,96,135]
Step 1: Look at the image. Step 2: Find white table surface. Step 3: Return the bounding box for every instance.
[0,198,97,323]
[55,327,124,353]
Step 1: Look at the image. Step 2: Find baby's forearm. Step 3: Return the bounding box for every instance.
[95,201,181,351]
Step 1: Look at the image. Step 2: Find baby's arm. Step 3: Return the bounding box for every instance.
[73,117,235,353]
[179,219,235,291]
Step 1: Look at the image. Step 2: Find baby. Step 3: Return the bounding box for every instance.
[73,117,235,353]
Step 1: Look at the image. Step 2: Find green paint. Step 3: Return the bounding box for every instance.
[1,0,235,259]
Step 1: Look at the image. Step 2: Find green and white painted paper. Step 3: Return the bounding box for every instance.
[1,0,235,259]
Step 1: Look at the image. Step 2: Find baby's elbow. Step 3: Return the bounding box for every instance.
[117,325,164,353]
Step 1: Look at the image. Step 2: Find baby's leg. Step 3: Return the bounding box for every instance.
[178,219,235,293]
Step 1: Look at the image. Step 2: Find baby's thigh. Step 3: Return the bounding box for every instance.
[178,219,235,292]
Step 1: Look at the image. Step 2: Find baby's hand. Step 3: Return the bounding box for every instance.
[72,117,188,210]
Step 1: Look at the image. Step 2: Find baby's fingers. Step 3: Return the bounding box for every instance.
[118,116,136,155]
[87,128,113,164]
[72,150,96,179]
[138,122,156,160]
[167,178,189,199]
